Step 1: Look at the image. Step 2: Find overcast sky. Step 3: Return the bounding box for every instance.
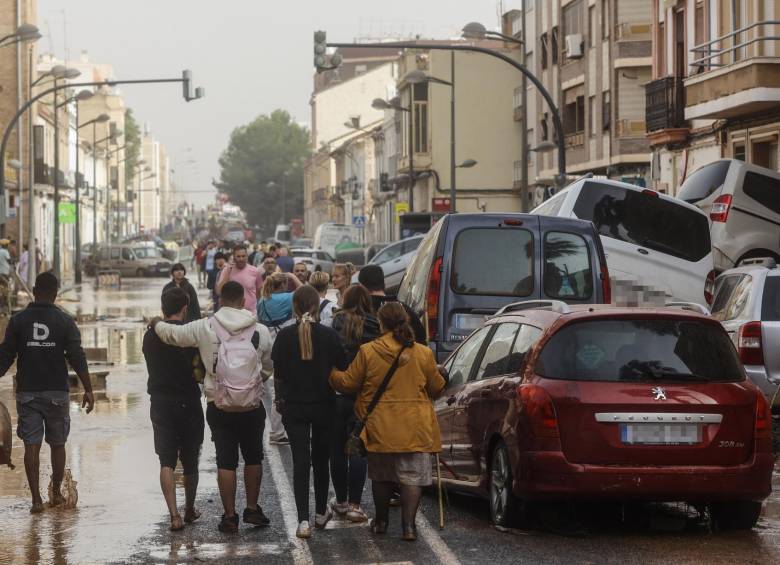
[38,0,515,207]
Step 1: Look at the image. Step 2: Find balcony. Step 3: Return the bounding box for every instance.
[685,21,780,120]
[644,76,688,147]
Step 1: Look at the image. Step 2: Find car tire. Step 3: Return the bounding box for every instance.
[136,268,146,278]
[489,440,523,527]
[710,500,762,531]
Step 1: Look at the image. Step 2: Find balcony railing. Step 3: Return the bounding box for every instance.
[691,20,780,72]
[645,76,686,132]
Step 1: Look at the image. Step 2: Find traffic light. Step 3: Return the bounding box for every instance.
[182,69,192,101]
[314,31,342,73]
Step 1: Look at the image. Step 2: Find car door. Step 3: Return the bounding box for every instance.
[435,325,492,480]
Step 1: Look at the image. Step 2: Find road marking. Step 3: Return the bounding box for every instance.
[417,512,462,565]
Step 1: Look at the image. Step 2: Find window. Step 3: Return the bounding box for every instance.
[602,91,611,130]
[601,0,609,39]
[572,181,712,262]
[533,190,567,216]
[446,326,491,387]
[536,320,744,383]
[734,143,746,161]
[722,275,753,321]
[402,237,423,254]
[122,248,134,260]
[371,242,404,264]
[677,161,731,203]
[551,26,559,65]
[110,248,121,260]
[543,232,593,300]
[694,1,707,51]
[588,5,595,48]
[761,277,780,321]
[475,324,520,380]
[658,22,666,76]
[563,0,584,61]
[451,228,535,297]
[541,114,549,141]
[743,171,780,214]
[564,94,586,135]
[588,96,595,137]
[711,274,746,319]
[751,139,778,170]
[413,83,429,154]
[541,33,548,69]
[506,325,543,373]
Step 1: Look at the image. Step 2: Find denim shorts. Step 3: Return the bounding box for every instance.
[16,391,71,446]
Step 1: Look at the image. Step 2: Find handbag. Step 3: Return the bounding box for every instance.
[345,344,408,457]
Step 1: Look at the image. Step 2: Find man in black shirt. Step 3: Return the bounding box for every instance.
[0,272,93,514]
[357,265,426,345]
[143,287,204,531]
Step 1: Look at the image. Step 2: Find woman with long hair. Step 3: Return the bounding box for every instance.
[308,271,336,327]
[331,262,355,306]
[256,272,301,332]
[328,285,381,522]
[271,286,348,539]
[330,302,446,541]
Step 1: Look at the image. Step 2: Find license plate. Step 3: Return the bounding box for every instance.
[620,423,701,445]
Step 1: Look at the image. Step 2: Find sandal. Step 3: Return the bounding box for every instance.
[218,514,239,533]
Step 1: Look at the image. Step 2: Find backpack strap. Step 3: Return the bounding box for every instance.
[319,299,331,314]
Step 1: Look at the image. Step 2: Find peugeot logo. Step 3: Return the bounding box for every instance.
[651,387,667,401]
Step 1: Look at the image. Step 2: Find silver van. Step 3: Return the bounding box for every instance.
[93,244,172,277]
[678,159,780,272]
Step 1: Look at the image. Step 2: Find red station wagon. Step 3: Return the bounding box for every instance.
[435,301,774,530]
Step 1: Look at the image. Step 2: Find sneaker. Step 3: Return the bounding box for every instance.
[296,520,311,538]
[314,508,333,529]
[243,505,271,527]
[329,497,349,516]
[218,514,239,533]
[269,436,290,445]
[346,504,368,523]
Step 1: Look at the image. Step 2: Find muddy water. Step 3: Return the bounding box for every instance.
[0,279,214,565]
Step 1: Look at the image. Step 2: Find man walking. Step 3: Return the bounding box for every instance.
[276,246,294,274]
[163,263,202,322]
[204,241,218,289]
[357,265,426,344]
[152,281,273,532]
[143,287,204,530]
[0,272,94,513]
[215,245,263,312]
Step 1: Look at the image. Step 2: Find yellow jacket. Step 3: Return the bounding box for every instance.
[330,333,446,453]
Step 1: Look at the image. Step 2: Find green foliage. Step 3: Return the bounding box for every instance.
[215,109,310,234]
[124,108,141,184]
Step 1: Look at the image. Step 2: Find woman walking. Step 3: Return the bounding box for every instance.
[162,263,202,322]
[328,285,381,522]
[330,302,446,540]
[257,272,301,332]
[309,271,336,328]
[272,286,348,538]
[330,263,355,306]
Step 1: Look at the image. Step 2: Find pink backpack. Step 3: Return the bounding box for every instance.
[210,318,262,412]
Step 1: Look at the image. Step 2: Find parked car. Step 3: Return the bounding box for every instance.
[290,248,335,273]
[397,213,611,363]
[290,238,313,250]
[532,178,715,306]
[435,300,774,529]
[312,222,360,256]
[710,257,780,409]
[335,247,367,268]
[92,244,172,277]
[678,159,780,272]
[351,236,424,294]
[365,242,391,263]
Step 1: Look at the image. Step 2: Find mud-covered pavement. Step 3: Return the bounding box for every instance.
[1,278,779,564]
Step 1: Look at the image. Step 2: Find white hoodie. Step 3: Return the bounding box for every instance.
[154,307,273,402]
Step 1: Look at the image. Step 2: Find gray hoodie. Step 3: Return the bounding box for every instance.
[155,307,273,402]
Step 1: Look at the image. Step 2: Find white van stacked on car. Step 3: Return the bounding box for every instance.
[532,177,715,306]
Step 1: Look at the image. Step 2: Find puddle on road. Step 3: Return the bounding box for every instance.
[147,541,286,561]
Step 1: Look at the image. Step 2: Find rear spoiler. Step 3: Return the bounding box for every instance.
[665,302,710,315]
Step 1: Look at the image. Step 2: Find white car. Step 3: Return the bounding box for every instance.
[291,248,335,273]
[532,177,715,306]
[352,236,423,294]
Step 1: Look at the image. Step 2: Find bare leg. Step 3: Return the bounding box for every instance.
[244,464,261,510]
[50,445,66,506]
[160,467,183,530]
[24,443,44,513]
[183,473,200,522]
[217,469,237,518]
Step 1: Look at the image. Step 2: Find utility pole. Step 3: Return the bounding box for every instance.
[520,7,529,211]
[449,51,456,213]
[52,78,60,278]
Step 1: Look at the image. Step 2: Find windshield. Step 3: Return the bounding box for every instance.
[537,319,744,383]
[292,251,314,258]
[678,161,731,203]
[452,228,534,296]
[133,247,162,259]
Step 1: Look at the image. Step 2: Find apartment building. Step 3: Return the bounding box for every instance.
[646,0,780,193]
[510,0,652,205]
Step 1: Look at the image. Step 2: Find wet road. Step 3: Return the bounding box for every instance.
[0,278,778,564]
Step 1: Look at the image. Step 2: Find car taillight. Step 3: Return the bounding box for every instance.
[710,194,732,222]
[704,270,716,305]
[600,261,611,304]
[518,384,559,438]
[755,394,771,440]
[426,257,443,341]
[738,321,764,366]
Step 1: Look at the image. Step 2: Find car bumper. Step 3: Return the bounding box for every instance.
[515,451,774,501]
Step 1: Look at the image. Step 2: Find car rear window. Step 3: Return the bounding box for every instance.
[762,276,780,321]
[573,182,711,262]
[544,232,593,300]
[677,161,731,203]
[451,228,534,296]
[536,319,744,383]
[743,171,780,215]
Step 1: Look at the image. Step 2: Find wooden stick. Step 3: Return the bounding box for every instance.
[436,452,444,529]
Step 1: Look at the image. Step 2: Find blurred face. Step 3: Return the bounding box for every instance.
[263,258,277,275]
[293,263,309,283]
[172,268,185,283]
[332,268,348,291]
[215,257,226,269]
[234,249,248,268]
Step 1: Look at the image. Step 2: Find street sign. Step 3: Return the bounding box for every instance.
[58,202,76,224]
[352,215,366,228]
[394,202,409,223]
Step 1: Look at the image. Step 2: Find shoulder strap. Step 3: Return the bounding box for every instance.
[319,299,331,314]
[363,345,407,419]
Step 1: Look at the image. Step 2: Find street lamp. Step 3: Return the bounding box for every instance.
[461,22,524,46]
[0,23,41,48]
[456,159,477,169]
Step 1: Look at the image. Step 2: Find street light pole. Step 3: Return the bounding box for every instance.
[52,78,60,278]
[450,51,456,213]
[92,121,98,249]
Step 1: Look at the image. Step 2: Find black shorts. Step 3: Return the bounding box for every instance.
[206,402,265,471]
[150,396,204,475]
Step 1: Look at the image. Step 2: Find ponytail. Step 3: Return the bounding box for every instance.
[298,312,314,361]
[292,285,321,361]
[377,302,415,347]
[262,272,287,299]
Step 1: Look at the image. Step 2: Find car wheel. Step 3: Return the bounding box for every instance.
[489,440,522,527]
[710,501,763,530]
[136,268,146,277]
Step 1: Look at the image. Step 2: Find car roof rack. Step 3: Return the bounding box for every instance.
[494,300,572,317]
[665,302,711,315]
[737,257,777,269]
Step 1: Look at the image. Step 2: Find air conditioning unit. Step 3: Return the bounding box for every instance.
[565,34,583,59]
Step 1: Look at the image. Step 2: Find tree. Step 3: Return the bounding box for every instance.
[215,110,310,235]
[124,108,141,184]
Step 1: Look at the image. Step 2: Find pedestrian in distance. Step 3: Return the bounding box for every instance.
[194,244,207,288]
[276,246,295,274]
[163,263,202,323]
[257,272,303,333]
[210,252,228,312]
[329,285,381,523]
[358,264,426,345]
[308,271,336,328]
[143,287,205,531]
[293,262,310,284]
[0,272,94,514]
[271,285,349,538]
[215,244,263,312]
[260,255,279,283]
[329,302,446,541]
[152,281,274,533]
[331,262,356,307]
